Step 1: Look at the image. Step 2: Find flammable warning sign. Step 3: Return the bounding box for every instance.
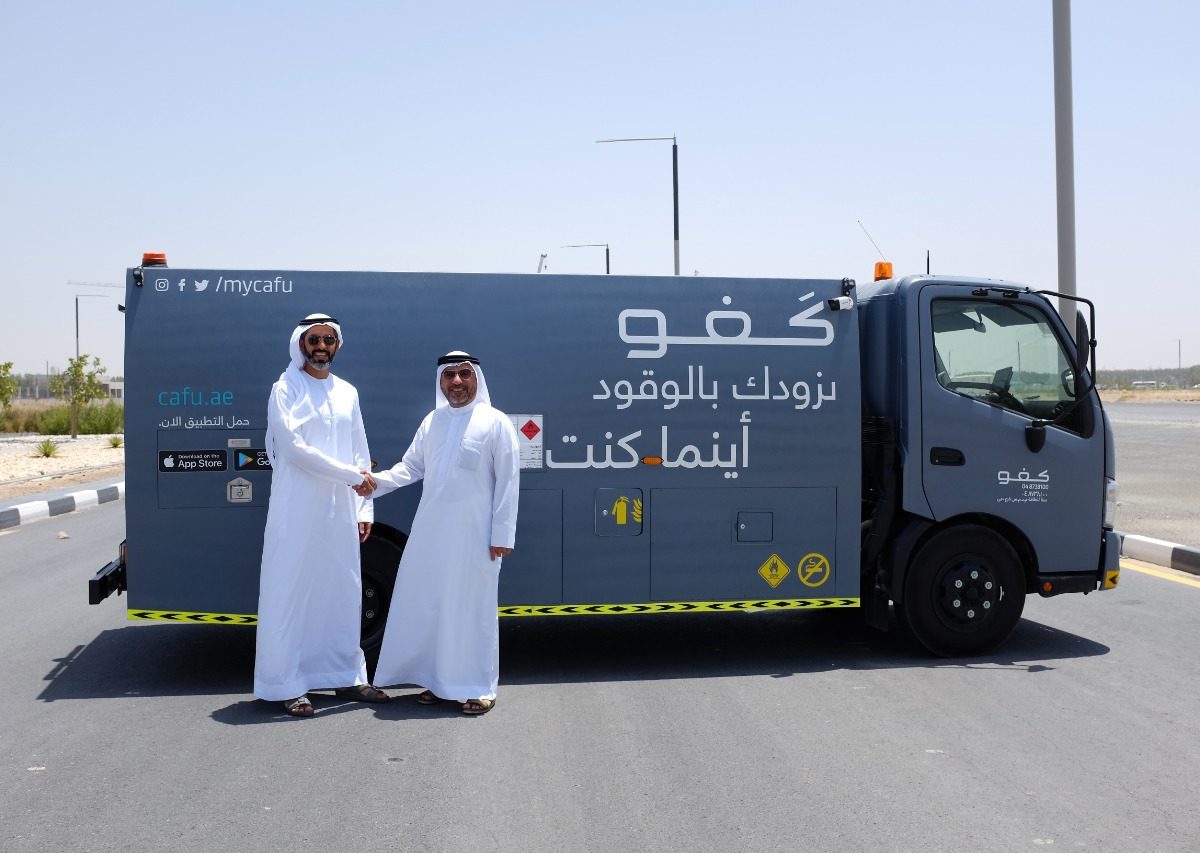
[757,554,791,588]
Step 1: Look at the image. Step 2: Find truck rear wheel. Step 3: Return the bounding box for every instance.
[360,533,403,676]
[899,525,1025,657]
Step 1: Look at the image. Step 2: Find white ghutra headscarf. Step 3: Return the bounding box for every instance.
[434,350,491,411]
[265,313,344,463]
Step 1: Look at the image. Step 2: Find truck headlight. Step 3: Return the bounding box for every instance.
[1104,477,1119,529]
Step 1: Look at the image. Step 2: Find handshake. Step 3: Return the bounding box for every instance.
[353,469,377,497]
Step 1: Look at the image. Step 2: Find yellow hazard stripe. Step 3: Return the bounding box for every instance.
[499,598,860,617]
[128,610,257,625]
[129,597,861,625]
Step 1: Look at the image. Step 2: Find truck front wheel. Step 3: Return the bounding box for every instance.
[899,525,1025,657]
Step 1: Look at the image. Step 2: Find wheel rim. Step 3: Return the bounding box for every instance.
[934,558,1002,631]
[359,534,403,658]
[360,583,379,643]
[360,572,387,649]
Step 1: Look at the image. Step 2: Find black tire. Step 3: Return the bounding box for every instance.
[898,525,1025,657]
[359,533,403,678]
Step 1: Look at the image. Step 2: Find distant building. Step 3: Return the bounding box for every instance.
[15,374,124,404]
[17,374,51,400]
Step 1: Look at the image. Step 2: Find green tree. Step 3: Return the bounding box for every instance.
[0,361,16,411]
[49,355,107,439]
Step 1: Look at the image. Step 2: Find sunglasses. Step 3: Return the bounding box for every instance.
[306,334,338,347]
[441,368,475,381]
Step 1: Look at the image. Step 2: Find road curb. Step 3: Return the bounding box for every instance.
[1118,532,1200,576]
[0,482,125,530]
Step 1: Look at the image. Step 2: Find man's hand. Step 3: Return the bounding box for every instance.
[359,522,372,543]
[489,546,512,561]
[353,470,377,497]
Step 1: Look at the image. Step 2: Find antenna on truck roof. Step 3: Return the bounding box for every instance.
[857,220,887,259]
[857,220,893,282]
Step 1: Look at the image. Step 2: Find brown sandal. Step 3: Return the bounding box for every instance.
[334,684,391,703]
[461,698,495,715]
[283,696,314,717]
[416,690,441,705]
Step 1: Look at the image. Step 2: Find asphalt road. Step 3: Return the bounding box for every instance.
[3,501,1199,852]
[1107,402,1200,548]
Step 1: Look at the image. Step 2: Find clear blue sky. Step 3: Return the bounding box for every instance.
[1,0,1196,375]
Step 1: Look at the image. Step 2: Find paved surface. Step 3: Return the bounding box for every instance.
[1107,402,1200,548]
[1106,402,1200,574]
[2,501,1199,852]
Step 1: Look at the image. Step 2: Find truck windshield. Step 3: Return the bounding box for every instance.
[931,298,1079,426]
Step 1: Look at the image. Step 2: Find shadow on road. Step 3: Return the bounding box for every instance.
[36,609,1109,703]
[500,609,1109,684]
[37,623,257,703]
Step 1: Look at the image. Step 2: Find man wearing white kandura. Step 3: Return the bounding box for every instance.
[364,351,520,715]
[254,313,391,717]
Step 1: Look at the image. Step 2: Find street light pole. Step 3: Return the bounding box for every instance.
[68,281,120,362]
[597,136,680,275]
[671,138,679,275]
[74,294,109,361]
[562,243,610,274]
[1053,0,1078,335]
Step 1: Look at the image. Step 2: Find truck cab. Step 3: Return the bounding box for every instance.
[858,276,1119,654]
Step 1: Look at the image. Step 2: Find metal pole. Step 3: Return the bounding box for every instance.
[672,138,680,276]
[72,292,108,362]
[605,244,611,275]
[1053,0,1078,335]
[596,136,680,275]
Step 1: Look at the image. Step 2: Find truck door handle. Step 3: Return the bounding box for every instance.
[930,447,965,466]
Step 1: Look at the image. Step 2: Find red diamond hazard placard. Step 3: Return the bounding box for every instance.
[508,414,544,471]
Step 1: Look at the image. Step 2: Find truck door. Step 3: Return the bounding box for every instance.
[918,287,1104,574]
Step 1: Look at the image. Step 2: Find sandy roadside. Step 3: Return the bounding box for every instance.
[1100,389,1200,404]
[0,436,125,503]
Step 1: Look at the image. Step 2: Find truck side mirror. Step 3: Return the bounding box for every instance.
[1074,313,1089,398]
